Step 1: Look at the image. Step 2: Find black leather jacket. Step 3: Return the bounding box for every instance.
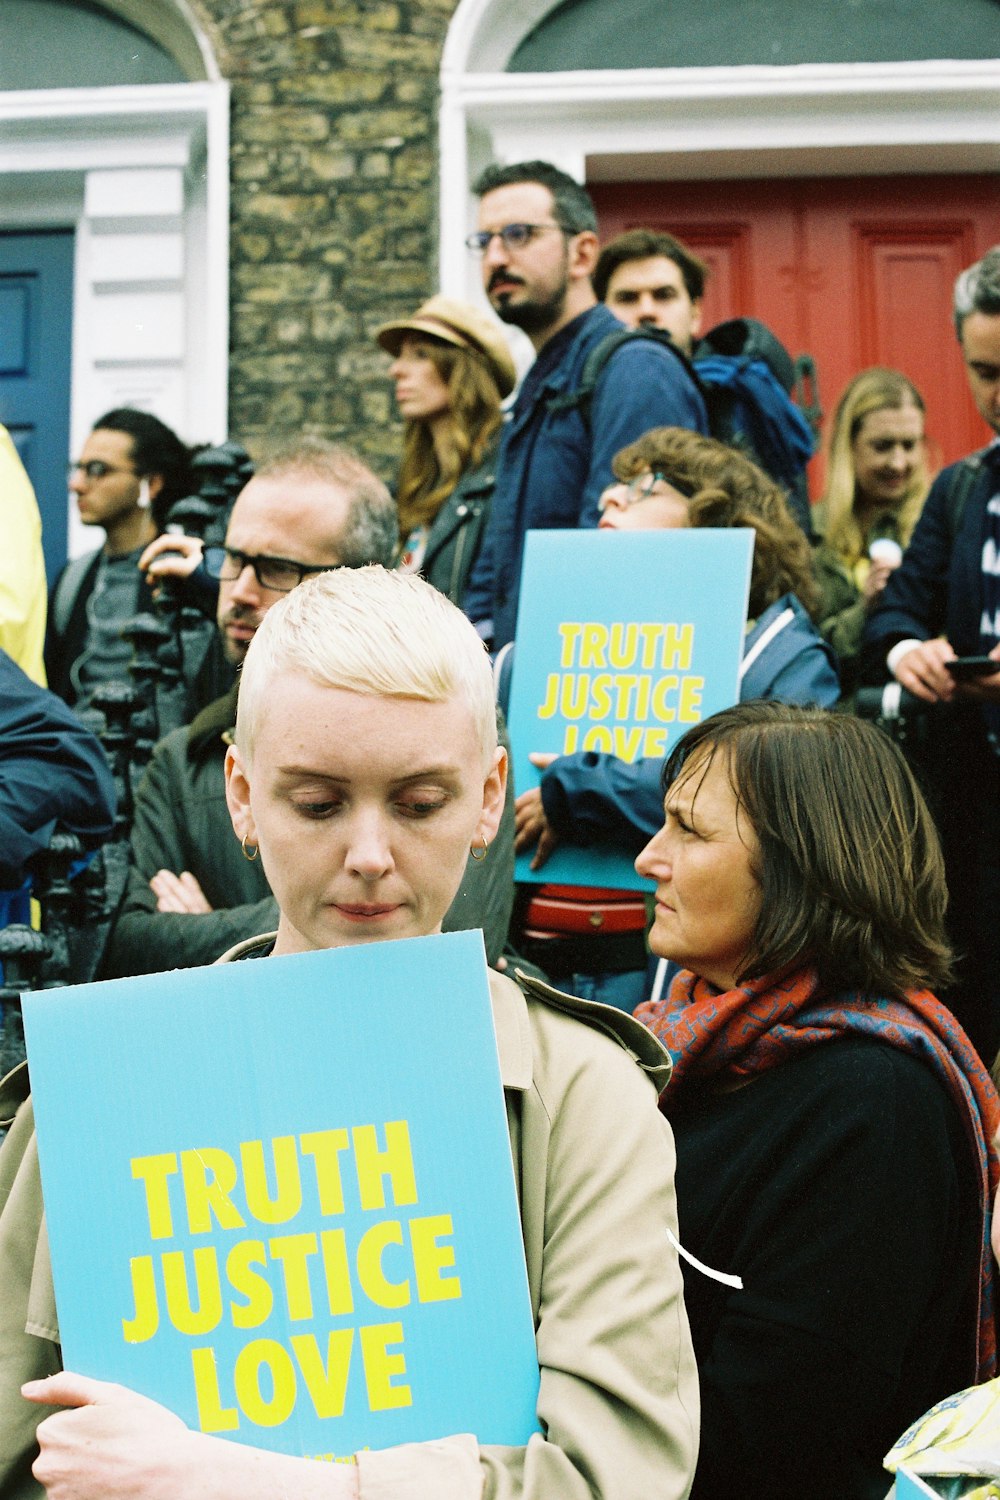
[419,437,500,606]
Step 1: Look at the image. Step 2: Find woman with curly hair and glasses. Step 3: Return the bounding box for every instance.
[509,428,839,1009]
[598,422,823,621]
[377,297,516,607]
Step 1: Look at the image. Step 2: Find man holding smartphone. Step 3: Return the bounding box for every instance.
[863,245,1000,1060]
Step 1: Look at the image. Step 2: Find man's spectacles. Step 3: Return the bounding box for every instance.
[68,460,138,481]
[465,222,570,253]
[203,545,339,593]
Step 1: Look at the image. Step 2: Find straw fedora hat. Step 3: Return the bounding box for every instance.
[375,295,517,398]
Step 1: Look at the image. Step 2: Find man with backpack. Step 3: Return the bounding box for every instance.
[462,161,708,652]
[596,227,816,535]
[862,245,1000,1062]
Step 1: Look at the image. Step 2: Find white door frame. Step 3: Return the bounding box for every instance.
[0,82,229,554]
[439,0,1000,304]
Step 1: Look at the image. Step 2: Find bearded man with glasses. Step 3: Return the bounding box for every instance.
[103,439,516,979]
[462,160,709,652]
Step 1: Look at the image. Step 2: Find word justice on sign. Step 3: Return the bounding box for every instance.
[119,1122,462,1433]
[538,621,703,756]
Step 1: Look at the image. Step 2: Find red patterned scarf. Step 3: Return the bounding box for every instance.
[636,965,1000,1382]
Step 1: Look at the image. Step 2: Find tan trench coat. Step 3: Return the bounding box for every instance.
[0,959,698,1500]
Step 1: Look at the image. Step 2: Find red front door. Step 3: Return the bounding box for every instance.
[591,174,1000,481]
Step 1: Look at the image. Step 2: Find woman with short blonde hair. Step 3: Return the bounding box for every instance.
[6,567,699,1500]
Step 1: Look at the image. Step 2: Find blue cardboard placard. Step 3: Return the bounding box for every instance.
[23,931,540,1459]
[895,1467,945,1497]
[507,527,753,888]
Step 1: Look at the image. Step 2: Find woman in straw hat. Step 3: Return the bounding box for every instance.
[377,296,516,606]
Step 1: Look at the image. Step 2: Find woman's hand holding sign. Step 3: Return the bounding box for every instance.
[514,753,561,870]
[25,1372,359,1500]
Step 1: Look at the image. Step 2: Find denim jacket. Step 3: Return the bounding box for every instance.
[464,304,707,650]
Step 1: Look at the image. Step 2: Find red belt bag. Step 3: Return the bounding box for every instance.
[522,884,648,937]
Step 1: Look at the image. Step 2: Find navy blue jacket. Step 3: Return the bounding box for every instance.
[464,304,708,649]
[862,448,999,672]
[536,594,839,856]
[0,650,116,887]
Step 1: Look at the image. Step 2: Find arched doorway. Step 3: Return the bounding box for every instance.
[0,0,228,574]
[439,0,1000,470]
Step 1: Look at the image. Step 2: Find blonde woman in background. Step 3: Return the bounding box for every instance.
[814,368,931,688]
[377,296,516,606]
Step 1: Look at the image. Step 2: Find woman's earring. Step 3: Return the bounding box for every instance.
[241,833,259,862]
[470,837,489,862]
[137,477,151,509]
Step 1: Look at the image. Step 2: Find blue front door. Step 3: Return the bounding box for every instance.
[0,230,74,583]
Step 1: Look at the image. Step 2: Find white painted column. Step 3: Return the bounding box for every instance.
[76,166,189,428]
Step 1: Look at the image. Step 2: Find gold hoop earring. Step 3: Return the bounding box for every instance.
[241,833,259,862]
[470,838,489,862]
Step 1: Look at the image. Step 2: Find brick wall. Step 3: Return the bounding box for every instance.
[192,0,460,475]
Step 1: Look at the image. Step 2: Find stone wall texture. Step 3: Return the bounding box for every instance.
[189,0,460,476]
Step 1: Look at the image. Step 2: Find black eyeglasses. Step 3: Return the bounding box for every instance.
[68,460,138,481]
[600,470,672,512]
[203,546,339,593]
[465,222,571,253]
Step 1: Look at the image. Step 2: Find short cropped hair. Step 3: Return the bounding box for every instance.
[953,246,1000,338]
[661,701,951,998]
[611,426,819,619]
[92,407,194,529]
[235,566,498,769]
[472,160,597,236]
[253,438,397,569]
[593,229,708,304]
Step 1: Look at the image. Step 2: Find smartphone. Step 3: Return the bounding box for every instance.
[946,656,1000,680]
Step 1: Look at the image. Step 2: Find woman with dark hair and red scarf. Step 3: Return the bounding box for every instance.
[634,700,1000,1500]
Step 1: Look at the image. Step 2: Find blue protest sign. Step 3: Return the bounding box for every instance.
[23,931,539,1459]
[507,527,753,888]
